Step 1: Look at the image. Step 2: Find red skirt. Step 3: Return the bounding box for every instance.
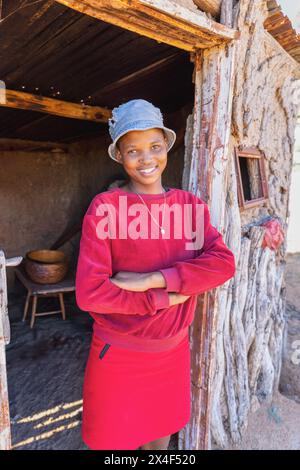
[81,331,191,450]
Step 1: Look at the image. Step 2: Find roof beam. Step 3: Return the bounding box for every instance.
[98,53,181,95]
[54,0,239,52]
[0,89,111,122]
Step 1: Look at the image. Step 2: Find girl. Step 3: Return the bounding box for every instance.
[75,99,236,450]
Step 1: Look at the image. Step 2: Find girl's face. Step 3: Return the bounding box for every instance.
[115,128,168,187]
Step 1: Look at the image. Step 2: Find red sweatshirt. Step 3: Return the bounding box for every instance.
[75,187,236,351]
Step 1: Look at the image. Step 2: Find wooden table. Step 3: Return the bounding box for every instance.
[15,265,76,328]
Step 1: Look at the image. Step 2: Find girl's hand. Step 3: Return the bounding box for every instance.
[168,293,191,306]
[110,271,154,292]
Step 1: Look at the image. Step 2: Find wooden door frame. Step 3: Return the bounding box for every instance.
[180,42,236,450]
[0,0,237,450]
[54,0,239,50]
[0,252,22,450]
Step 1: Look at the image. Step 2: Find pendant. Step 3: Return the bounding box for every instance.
[161,228,165,234]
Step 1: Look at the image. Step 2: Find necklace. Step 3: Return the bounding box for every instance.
[128,184,167,235]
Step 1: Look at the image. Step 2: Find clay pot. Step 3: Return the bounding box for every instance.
[25,250,68,284]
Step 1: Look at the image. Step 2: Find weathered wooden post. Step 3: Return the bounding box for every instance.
[180,0,237,449]
[179,36,237,449]
[0,250,22,450]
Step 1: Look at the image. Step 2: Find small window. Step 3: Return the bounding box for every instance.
[234,146,269,210]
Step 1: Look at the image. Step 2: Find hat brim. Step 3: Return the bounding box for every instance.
[108,125,176,163]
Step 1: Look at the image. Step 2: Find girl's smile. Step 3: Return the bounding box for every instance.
[138,165,159,176]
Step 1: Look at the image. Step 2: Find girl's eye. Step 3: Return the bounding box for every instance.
[127,146,161,154]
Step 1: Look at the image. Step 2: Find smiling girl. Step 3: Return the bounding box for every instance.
[75,99,236,450]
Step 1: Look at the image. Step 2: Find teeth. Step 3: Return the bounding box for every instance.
[139,167,157,173]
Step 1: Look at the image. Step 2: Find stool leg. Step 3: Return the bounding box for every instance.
[30,295,38,329]
[23,291,31,322]
[59,293,66,320]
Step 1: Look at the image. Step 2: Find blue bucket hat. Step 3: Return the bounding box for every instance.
[108,99,176,163]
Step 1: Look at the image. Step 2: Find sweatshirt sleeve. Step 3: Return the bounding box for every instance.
[75,195,170,316]
[159,198,236,296]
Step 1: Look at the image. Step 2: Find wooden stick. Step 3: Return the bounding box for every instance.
[0,250,22,450]
[0,89,111,123]
[23,292,31,322]
[30,295,38,329]
[220,0,233,28]
[59,293,66,320]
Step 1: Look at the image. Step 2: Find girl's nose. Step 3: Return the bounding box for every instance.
[139,151,154,162]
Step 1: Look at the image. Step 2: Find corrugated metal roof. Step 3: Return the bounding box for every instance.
[265,0,300,63]
[0,0,194,142]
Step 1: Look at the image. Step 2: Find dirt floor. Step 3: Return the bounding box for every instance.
[228,391,300,450]
[6,273,178,450]
[5,254,300,450]
[6,287,91,450]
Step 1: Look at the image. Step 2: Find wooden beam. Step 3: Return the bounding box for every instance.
[192,0,222,18]
[0,89,111,122]
[55,0,239,52]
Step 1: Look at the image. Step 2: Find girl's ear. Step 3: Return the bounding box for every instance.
[161,130,167,144]
[115,148,123,164]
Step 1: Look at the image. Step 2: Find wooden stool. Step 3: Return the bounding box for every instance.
[15,265,75,328]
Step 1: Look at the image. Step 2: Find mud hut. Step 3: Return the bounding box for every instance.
[1,0,300,450]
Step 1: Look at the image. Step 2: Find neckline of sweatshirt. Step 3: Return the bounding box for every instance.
[109,186,176,201]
